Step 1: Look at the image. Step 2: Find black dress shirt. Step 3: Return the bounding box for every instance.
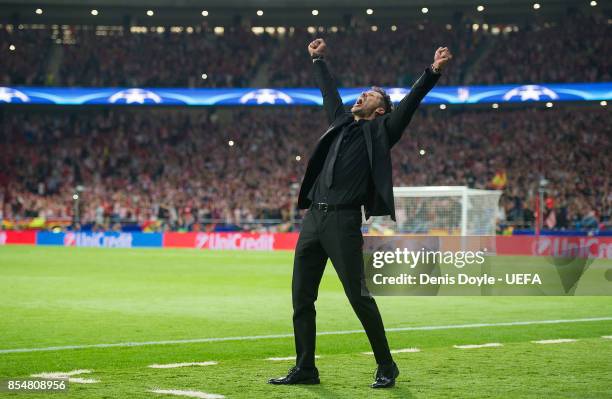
[308,118,371,205]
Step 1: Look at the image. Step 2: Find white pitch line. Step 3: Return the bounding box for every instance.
[2,317,611,355]
[31,369,99,384]
[453,343,503,349]
[532,339,577,344]
[150,389,225,399]
[602,336,612,339]
[363,348,420,355]
[266,355,320,361]
[148,361,218,369]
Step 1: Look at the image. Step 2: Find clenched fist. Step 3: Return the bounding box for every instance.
[308,38,327,57]
[432,47,453,71]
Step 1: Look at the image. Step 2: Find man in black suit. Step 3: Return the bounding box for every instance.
[269,38,452,389]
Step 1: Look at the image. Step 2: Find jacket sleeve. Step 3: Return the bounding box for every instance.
[383,67,440,147]
[313,58,345,124]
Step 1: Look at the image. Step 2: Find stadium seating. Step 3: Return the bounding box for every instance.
[57,27,270,87]
[0,27,52,85]
[1,13,610,87]
[1,107,609,231]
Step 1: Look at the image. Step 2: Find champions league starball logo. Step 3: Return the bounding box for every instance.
[239,89,293,104]
[109,88,162,104]
[0,87,30,103]
[503,85,559,101]
[386,88,409,103]
[457,87,470,102]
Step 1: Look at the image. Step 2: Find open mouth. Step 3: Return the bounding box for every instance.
[355,98,364,106]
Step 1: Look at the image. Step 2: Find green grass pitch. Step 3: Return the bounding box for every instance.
[0,245,611,398]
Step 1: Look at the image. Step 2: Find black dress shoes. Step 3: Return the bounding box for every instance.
[268,366,320,385]
[371,361,400,388]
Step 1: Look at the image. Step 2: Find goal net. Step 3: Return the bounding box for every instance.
[368,186,502,236]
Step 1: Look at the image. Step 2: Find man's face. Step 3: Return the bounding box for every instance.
[351,90,385,118]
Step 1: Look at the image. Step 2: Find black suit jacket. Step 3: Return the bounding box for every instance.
[298,59,440,221]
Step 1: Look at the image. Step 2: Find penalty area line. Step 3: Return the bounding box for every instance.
[1,316,611,355]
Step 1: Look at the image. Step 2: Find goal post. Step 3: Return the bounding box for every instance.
[368,186,502,236]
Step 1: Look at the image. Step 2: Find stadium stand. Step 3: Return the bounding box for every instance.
[1,13,610,87]
[1,107,609,232]
[0,26,53,85]
[57,27,271,87]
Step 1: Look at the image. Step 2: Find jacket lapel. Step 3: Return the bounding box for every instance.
[321,113,351,138]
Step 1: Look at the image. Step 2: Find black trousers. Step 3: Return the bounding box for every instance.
[292,207,393,368]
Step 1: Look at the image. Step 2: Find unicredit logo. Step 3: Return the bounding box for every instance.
[195,233,274,250]
[64,232,76,246]
[63,232,133,248]
[532,237,551,256]
[195,233,209,249]
[531,237,611,259]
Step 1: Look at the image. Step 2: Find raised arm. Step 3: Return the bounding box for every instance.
[384,47,452,147]
[308,38,345,124]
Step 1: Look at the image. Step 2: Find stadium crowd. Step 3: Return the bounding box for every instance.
[0,27,52,86]
[57,27,271,87]
[391,107,610,232]
[1,13,610,87]
[0,108,324,231]
[465,14,612,85]
[1,106,609,232]
[266,23,482,87]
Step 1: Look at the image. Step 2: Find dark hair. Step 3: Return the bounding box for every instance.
[371,86,393,114]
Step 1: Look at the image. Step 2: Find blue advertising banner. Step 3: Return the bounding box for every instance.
[36,232,162,248]
[0,83,610,106]
[36,231,65,246]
